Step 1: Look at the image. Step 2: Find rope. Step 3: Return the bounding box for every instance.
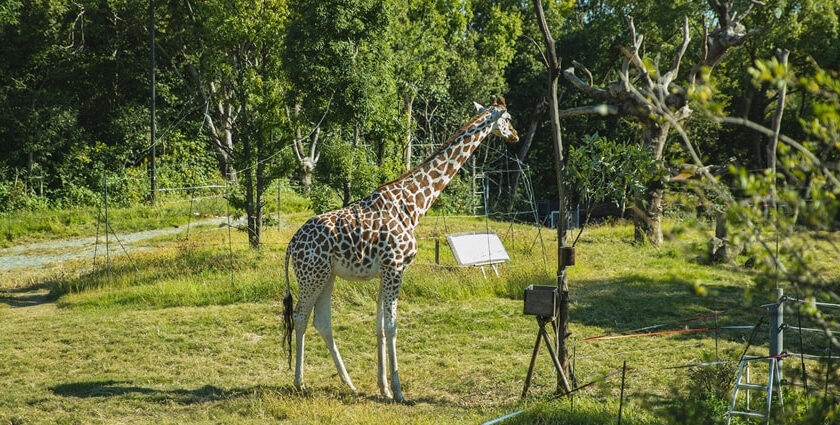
[579,311,728,342]
[157,185,225,192]
[580,326,715,342]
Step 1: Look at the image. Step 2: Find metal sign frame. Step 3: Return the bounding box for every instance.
[445,231,510,267]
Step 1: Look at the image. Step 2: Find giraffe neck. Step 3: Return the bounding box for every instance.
[389,109,495,225]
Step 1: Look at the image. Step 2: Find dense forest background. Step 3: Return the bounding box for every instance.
[1,0,838,220]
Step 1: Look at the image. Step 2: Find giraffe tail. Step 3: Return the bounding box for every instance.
[282,244,293,370]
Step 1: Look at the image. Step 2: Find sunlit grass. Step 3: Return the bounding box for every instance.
[1,214,836,424]
[0,185,310,248]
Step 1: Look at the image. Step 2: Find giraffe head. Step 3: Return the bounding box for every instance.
[473,96,519,143]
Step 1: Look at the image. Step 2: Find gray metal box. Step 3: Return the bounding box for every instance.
[523,285,557,318]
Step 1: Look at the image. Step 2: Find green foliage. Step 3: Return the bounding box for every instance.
[309,183,342,214]
[567,134,659,217]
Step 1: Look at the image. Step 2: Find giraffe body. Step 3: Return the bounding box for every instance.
[283,98,518,402]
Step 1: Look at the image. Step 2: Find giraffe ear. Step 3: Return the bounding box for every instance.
[498,96,507,107]
[473,101,484,112]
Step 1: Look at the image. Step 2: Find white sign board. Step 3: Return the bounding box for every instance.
[446,231,510,266]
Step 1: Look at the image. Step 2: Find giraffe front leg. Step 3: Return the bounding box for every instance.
[313,274,357,392]
[376,289,392,399]
[382,271,405,403]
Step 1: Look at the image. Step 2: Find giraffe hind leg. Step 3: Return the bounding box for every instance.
[376,288,392,399]
[313,273,357,392]
[292,267,328,391]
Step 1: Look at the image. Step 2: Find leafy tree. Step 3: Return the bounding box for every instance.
[285,0,397,206]
[566,133,659,226]
[556,0,773,245]
[163,0,289,248]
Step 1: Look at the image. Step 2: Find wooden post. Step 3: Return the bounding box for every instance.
[521,326,543,398]
[434,239,440,264]
[533,0,572,395]
[521,317,572,399]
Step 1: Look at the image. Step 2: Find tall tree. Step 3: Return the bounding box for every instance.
[285,0,396,206]
[558,0,772,244]
[165,0,289,248]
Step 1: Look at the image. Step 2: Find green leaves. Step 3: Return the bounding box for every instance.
[566,133,659,210]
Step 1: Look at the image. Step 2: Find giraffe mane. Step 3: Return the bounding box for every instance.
[376,106,501,190]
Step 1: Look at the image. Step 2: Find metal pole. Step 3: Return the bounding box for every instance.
[770,288,784,380]
[714,312,719,361]
[148,0,157,205]
[746,361,751,409]
[277,180,280,232]
[93,203,102,267]
[618,360,627,425]
[826,343,832,399]
[104,172,110,284]
[186,188,194,239]
[225,176,234,286]
[571,341,577,412]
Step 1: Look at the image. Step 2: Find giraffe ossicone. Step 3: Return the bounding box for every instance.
[282,97,519,402]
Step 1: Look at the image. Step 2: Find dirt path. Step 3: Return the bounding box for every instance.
[0,218,232,272]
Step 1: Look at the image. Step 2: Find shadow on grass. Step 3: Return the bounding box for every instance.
[569,273,758,343]
[51,380,299,405]
[49,380,462,407]
[0,282,57,308]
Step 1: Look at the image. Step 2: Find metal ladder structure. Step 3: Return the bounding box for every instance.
[726,354,786,424]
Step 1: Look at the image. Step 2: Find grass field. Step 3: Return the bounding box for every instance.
[0,185,309,248]
[1,211,837,424]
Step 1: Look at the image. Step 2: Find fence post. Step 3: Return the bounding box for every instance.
[769,288,784,379]
[103,171,110,285]
[826,343,832,399]
[714,312,719,361]
[618,360,627,425]
[225,175,234,286]
[435,239,440,264]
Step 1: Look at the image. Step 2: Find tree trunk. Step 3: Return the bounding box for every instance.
[300,169,313,195]
[253,131,265,249]
[744,85,770,170]
[342,123,360,207]
[507,102,546,212]
[533,0,573,395]
[633,123,669,245]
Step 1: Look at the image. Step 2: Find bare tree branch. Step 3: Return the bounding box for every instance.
[571,60,594,87]
[663,17,691,88]
[562,68,611,100]
[622,16,653,90]
[557,104,618,118]
[521,34,549,70]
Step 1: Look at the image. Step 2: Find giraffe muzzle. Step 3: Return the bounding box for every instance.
[507,129,519,143]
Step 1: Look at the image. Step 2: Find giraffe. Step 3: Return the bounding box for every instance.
[282,97,519,402]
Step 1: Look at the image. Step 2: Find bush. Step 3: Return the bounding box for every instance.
[310,184,341,214]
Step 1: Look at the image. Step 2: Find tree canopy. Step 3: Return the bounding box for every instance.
[1,0,838,218]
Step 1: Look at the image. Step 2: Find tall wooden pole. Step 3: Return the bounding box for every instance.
[149,0,157,205]
[533,0,571,394]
